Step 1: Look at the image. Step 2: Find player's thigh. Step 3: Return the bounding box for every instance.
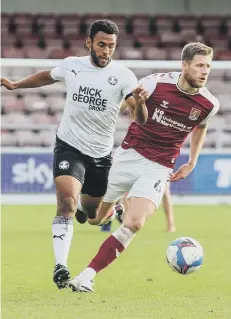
[163,181,171,201]
[103,148,137,203]
[53,142,86,214]
[123,197,156,232]
[82,152,112,198]
[81,155,112,217]
[127,171,171,211]
[53,141,86,184]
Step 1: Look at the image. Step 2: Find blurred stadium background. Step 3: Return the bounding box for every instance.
[1,0,231,204]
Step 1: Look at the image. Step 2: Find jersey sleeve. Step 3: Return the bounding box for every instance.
[122,71,137,99]
[50,57,70,81]
[138,73,160,95]
[200,98,220,125]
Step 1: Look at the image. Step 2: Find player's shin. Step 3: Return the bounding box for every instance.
[81,225,135,279]
[52,216,73,267]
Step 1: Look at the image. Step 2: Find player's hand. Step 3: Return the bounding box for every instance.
[1,78,17,90]
[132,85,149,104]
[170,163,195,182]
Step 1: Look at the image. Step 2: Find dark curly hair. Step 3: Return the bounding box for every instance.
[89,19,119,40]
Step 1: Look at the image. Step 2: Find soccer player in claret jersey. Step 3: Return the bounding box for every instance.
[1,20,149,290]
[69,42,219,292]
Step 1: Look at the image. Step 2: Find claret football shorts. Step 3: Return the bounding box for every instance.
[104,147,172,208]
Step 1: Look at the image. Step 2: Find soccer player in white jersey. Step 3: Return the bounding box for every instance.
[1,20,149,290]
[69,42,219,292]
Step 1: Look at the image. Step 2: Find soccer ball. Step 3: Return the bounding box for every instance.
[166,237,203,275]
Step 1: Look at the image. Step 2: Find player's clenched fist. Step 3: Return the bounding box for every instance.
[132,85,149,104]
[1,78,16,90]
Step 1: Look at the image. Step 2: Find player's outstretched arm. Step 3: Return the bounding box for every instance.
[1,71,56,90]
[170,124,207,182]
[126,85,149,125]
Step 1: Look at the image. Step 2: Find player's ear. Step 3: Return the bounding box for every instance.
[86,37,92,51]
[182,61,188,72]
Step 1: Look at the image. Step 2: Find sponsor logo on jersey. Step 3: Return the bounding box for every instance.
[152,108,193,133]
[189,108,201,120]
[72,86,107,111]
[160,100,169,108]
[108,76,118,85]
[59,161,69,170]
[70,69,78,76]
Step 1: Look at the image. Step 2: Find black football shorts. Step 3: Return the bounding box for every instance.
[53,136,112,197]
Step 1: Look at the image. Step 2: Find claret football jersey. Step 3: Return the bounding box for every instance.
[122,72,219,168]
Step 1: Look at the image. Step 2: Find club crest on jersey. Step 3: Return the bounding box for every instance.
[108,76,118,85]
[189,108,201,121]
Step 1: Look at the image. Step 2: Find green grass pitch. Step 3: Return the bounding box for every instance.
[2,204,231,319]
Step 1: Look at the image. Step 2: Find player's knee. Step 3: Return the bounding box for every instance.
[125,219,144,233]
[57,196,77,216]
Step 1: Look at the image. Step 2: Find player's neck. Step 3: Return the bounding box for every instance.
[90,57,99,68]
[177,74,199,95]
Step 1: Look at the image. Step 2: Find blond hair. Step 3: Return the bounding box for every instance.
[181,42,213,61]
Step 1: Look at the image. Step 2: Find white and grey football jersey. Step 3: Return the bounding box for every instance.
[50,56,137,158]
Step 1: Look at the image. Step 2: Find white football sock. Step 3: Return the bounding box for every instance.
[52,216,73,267]
[80,267,96,280]
[112,225,135,248]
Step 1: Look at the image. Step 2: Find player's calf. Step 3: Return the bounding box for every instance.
[75,200,98,224]
[70,224,135,292]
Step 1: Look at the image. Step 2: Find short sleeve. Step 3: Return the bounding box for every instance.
[200,99,220,125]
[122,71,137,99]
[138,73,160,96]
[50,57,70,81]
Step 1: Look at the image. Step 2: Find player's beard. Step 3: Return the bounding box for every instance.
[90,47,111,68]
[185,72,205,89]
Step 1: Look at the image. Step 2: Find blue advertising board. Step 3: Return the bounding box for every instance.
[1,151,231,195]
